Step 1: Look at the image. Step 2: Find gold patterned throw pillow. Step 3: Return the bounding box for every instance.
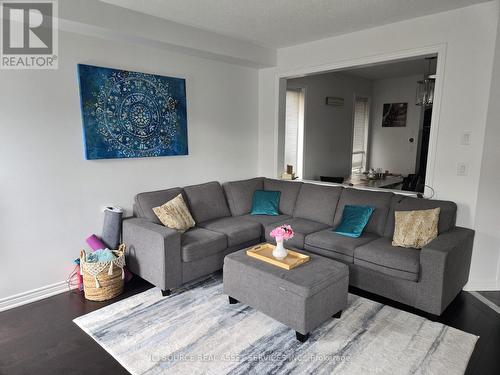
[153,194,195,232]
[392,208,440,249]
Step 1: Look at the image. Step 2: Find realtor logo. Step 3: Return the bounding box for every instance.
[1,0,58,69]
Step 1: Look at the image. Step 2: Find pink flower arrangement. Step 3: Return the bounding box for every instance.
[270,224,294,242]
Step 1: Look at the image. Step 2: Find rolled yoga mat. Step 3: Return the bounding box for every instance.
[86,234,107,251]
[101,206,123,250]
[87,232,134,283]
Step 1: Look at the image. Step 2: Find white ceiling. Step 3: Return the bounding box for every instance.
[100,0,488,48]
[344,57,437,80]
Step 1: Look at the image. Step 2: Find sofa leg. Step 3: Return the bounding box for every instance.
[332,310,342,319]
[228,296,239,304]
[296,331,310,343]
[161,289,171,297]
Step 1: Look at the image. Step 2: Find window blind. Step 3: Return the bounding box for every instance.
[352,97,369,171]
[285,90,300,169]
[353,98,368,153]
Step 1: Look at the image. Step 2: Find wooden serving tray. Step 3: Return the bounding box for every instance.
[246,243,310,270]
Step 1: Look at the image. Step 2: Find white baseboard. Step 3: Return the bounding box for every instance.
[0,281,76,312]
[469,292,500,314]
[463,278,500,291]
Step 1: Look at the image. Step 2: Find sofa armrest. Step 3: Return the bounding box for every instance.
[416,226,475,314]
[123,217,182,290]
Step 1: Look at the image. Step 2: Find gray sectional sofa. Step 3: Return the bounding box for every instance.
[123,177,474,315]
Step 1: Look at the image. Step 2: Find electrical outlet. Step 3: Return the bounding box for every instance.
[461,131,472,146]
[457,162,468,176]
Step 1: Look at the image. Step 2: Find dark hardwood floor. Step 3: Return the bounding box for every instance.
[0,276,499,375]
[0,278,151,375]
[479,291,500,307]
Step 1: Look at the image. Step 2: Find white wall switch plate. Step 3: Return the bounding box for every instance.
[461,131,472,145]
[457,162,468,176]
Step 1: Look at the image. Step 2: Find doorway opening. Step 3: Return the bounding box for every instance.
[281,53,439,193]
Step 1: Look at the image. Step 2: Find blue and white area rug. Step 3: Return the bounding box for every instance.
[74,275,478,375]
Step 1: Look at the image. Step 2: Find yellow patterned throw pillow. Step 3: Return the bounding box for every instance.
[392,208,440,249]
[153,194,195,232]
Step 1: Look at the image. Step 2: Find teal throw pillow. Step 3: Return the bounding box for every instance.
[251,190,281,216]
[334,205,374,238]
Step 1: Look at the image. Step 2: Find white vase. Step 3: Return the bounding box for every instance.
[272,239,288,260]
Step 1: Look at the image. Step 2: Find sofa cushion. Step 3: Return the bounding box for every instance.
[198,216,261,247]
[184,181,231,223]
[264,218,330,249]
[251,190,281,216]
[264,179,302,215]
[354,237,420,281]
[334,205,374,238]
[392,208,440,249]
[135,187,184,224]
[305,229,379,263]
[223,177,264,216]
[240,214,291,228]
[293,183,343,226]
[333,188,393,236]
[181,227,227,262]
[384,195,457,238]
[153,194,195,232]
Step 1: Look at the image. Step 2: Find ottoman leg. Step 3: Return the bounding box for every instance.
[296,331,310,343]
[332,310,342,319]
[161,289,171,297]
[228,296,239,304]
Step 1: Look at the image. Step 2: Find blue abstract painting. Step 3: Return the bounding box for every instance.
[78,64,188,160]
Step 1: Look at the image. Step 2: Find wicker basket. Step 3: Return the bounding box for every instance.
[80,244,126,301]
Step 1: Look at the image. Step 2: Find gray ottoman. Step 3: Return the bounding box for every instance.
[223,248,349,342]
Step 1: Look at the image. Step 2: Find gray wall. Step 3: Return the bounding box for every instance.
[470,9,500,289]
[368,75,424,175]
[287,73,371,180]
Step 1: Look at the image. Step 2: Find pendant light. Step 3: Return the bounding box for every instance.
[416,57,436,107]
